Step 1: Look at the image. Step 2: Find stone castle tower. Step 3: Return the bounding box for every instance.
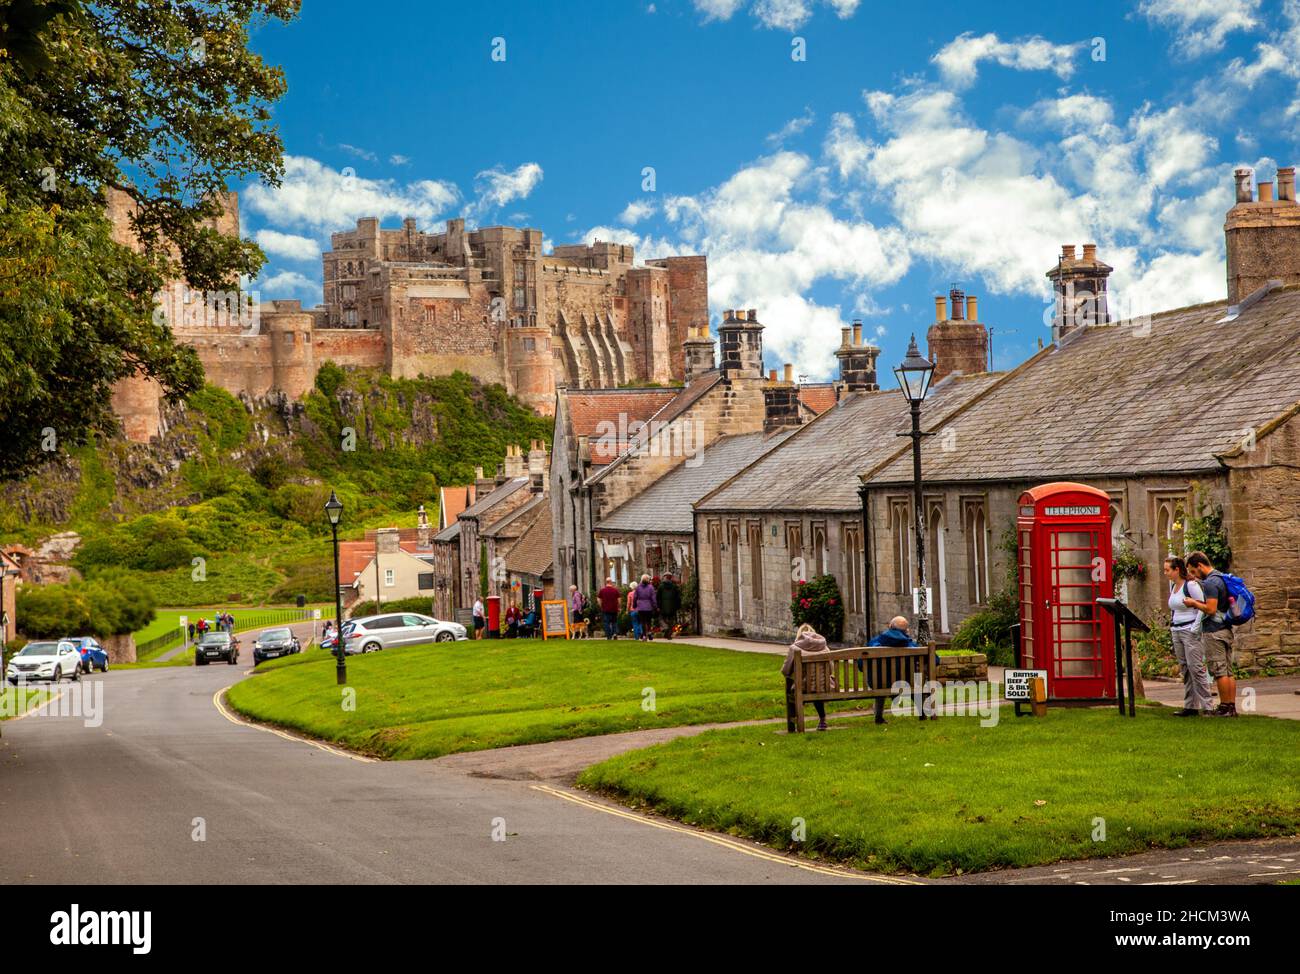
[106,193,709,440]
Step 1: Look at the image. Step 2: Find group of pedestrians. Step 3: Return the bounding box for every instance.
[185,611,235,644]
[593,573,683,641]
[1164,551,1238,717]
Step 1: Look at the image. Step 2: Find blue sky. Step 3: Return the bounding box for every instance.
[239,0,1300,381]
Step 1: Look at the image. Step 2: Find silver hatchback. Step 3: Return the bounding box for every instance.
[341,613,468,654]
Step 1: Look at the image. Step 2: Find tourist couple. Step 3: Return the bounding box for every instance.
[1164,551,1237,717]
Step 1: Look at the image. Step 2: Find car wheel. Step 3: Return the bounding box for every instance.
[436,631,454,642]
[53,666,62,683]
[102,660,109,672]
[363,641,382,654]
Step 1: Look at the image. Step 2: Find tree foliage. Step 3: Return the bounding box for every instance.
[16,573,156,637]
[0,0,298,479]
[790,574,845,642]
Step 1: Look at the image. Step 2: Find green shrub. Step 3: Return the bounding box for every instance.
[791,574,844,642]
[348,596,436,618]
[949,588,1018,666]
[16,576,156,638]
[1136,614,1179,680]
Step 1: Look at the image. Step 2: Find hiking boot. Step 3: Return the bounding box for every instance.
[1172,708,1201,717]
[816,720,828,731]
[1210,703,1238,717]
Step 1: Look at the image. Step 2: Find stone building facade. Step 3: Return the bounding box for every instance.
[108,193,708,440]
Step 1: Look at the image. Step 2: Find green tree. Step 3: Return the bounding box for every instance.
[0,0,299,479]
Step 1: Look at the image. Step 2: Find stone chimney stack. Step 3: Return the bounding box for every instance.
[763,363,802,434]
[717,308,765,377]
[417,504,430,548]
[1225,164,1300,303]
[1045,244,1113,341]
[834,318,881,395]
[527,439,549,493]
[474,465,495,499]
[927,288,990,381]
[682,324,717,384]
[376,527,401,554]
[503,444,526,478]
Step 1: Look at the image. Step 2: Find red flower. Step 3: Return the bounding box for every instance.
[798,579,807,586]
[828,599,837,605]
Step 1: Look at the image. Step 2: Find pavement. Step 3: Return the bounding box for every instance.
[2,623,1296,885]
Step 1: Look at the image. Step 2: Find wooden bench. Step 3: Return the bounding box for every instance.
[787,645,939,733]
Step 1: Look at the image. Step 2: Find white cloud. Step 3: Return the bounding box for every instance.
[243,156,459,232]
[767,108,816,146]
[389,154,411,166]
[338,143,378,163]
[932,32,1081,89]
[254,229,321,262]
[258,269,320,302]
[619,199,657,225]
[1139,0,1261,57]
[692,0,858,30]
[471,162,544,215]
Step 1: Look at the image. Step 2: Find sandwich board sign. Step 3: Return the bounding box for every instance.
[540,599,570,640]
[1004,669,1047,700]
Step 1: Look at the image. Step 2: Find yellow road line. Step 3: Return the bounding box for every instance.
[5,687,66,722]
[212,686,376,763]
[529,783,919,885]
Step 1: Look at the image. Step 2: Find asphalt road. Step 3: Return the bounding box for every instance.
[0,645,869,885]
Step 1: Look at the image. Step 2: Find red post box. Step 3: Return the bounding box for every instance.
[1016,482,1115,701]
[486,595,501,639]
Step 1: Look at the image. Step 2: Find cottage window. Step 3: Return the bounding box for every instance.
[785,522,804,595]
[962,497,990,605]
[384,568,395,587]
[842,523,862,614]
[889,499,911,594]
[708,521,723,598]
[748,522,763,602]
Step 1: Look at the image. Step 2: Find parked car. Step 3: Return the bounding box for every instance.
[252,627,301,664]
[194,631,239,666]
[64,636,110,673]
[6,640,83,683]
[341,613,467,654]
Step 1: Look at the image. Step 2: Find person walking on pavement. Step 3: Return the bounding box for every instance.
[627,586,642,640]
[1183,552,1237,717]
[597,578,622,639]
[657,572,682,639]
[632,574,657,641]
[568,585,586,630]
[1164,556,1214,716]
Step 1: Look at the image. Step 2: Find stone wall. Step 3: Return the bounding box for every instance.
[1224,409,1300,668]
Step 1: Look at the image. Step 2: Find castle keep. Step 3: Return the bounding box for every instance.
[110,193,708,440]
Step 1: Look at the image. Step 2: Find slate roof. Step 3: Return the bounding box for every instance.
[504,505,554,577]
[862,286,1300,486]
[595,428,798,535]
[481,492,546,539]
[457,477,530,519]
[696,372,1003,513]
[562,387,682,467]
[432,521,460,543]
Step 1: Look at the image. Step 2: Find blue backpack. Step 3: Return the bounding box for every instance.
[1215,572,1256,626]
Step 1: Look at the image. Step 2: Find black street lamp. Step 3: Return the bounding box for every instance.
[894,334,937,647]
[324,490,346,686]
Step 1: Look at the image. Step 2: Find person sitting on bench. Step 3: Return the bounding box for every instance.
[781,623,834,732]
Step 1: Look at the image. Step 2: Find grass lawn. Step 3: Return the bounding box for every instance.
[577,706,1300,877]
[0,685,54,720]
[226,638,791,759]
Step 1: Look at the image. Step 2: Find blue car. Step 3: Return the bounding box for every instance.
[63,636,110,673]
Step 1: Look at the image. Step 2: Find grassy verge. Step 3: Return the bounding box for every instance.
[226,638,789,759]
[577,707,1300,877]
[0,685,54,719]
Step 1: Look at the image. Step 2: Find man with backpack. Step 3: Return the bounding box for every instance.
[1184,551,1240,717]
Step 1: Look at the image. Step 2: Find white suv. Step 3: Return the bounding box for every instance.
[342,613,467,654]
[6,640,84,684]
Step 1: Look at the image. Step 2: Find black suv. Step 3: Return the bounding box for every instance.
[252,627,301,664]
[195,631,239,666]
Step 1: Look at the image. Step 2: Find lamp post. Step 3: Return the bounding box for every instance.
[894,334,937,647]
[324,490,346,686]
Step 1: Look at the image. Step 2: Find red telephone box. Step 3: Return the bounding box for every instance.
[1017,482,1115,701]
